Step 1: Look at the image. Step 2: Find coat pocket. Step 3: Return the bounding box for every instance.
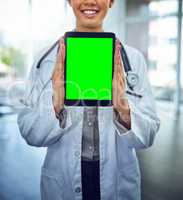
[117,163,141,200]
[40,167,65,200]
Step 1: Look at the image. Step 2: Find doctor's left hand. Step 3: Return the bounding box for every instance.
[51,37,65,115]
[112,40,131,129]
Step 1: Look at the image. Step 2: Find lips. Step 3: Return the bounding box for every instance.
[81,9,100,18]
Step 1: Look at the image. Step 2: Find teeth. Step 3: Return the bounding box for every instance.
[83,10,97,15]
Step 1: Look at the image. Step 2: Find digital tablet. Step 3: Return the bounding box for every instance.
[64,31,115,106]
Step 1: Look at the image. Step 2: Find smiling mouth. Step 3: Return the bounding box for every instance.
[81,9,100,18]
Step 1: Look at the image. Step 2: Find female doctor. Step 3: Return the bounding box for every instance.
[18,0,160,199]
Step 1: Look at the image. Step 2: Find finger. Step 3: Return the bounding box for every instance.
[114,42,121,78]
[59,37,65,64]
[55,38,65,75]
[118,72,125,89]
[52,39,65,81]
[116,43,121,65]
[115,38,121,47]
[115,41,124,75]
[116,52,127,90]
[117,68,126,90]
[56,38,63,64]
[112,75,117,89]
[118,47,126,77]
[112,83,117,107]
[114,45,117,74]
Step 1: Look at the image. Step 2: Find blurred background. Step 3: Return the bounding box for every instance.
[0,0,182,200]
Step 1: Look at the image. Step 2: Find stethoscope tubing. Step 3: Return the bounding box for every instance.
[35,37,142,99]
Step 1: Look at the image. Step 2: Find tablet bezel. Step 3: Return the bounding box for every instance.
[64,31,115,107]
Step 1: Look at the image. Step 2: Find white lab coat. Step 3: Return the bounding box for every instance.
[17,40,160,200]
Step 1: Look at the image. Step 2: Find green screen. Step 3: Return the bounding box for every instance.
[66,37,113,100]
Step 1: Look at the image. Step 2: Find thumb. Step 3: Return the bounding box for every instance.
[59,37,65,65]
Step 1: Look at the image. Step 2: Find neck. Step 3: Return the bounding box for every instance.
[75,23,104,32]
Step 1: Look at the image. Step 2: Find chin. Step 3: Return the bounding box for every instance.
[82,22,102,30]
[85,24,98,28]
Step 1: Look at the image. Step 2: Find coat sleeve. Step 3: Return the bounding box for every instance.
[17,59,74,147]
[113,50,160,149]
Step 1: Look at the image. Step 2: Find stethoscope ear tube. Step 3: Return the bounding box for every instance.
[36,39,60,69]
[119,43,140,91]
[37,37,132,73]
[35,35,141,98]
[119,43,132,73]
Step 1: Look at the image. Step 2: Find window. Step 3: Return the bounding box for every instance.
[125,0,182,102]
[0,0,74,108]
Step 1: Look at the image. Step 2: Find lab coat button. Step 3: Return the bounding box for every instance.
[75,187,81,193]
[89,146,93,151]
[88,122,92,126]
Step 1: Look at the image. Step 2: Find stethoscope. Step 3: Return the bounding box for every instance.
[35,37,142,99]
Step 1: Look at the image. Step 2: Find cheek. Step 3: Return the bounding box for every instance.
[70,1,81,15]
[72,7,82,19]
[99,2,110,17]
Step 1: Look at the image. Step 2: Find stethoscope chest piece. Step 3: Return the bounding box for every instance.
[126,71,139,89]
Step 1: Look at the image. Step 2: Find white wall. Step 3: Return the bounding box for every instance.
[103,0,126,42]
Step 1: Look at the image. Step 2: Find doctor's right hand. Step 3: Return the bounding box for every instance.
[51,37,65,115]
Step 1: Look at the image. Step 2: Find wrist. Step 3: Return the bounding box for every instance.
[114,99,131,129]
[115,98,130,114]
[52,95,64,116]
[114,107,130,121]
